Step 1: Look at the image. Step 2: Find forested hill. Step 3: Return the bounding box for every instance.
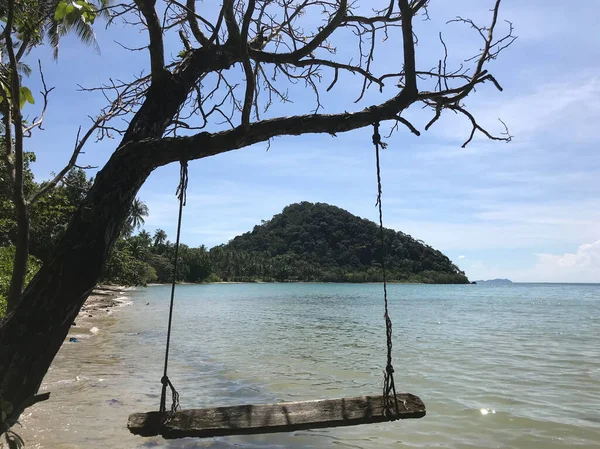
[211,202,469,283]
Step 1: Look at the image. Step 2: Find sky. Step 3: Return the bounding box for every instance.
[21,0,600,283]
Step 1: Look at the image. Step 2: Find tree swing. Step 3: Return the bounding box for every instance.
[127,120,426,439]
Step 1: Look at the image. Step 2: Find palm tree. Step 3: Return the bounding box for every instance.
[127,198,149,231]
[138,230,152,247]
[12,0,112,59]
[153,229,167,247]
[47,0,111,58]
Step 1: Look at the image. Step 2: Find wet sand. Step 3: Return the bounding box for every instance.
[68,285,133,337]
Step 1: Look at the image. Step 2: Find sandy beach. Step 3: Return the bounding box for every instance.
[67,285,134,340]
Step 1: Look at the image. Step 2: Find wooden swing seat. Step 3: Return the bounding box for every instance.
[128,393,425,439]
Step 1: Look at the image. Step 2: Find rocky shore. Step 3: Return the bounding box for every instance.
[66,285,133,341]
[78,285,132,319]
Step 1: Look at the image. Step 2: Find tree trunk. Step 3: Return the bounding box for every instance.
[0,145,152,427]
[4,0,29,313]
[0,73,189,431]
[6,202,29,313]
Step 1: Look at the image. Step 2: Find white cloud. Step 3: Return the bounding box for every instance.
[531,241,600,283]
[464,241,600,283]
[421,76,600,146]
[389,202,600,252]
[458,255,466,260]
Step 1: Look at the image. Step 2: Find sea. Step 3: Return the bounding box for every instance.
[18,283,600,449]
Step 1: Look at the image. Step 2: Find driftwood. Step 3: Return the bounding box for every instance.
[128,393,426,439]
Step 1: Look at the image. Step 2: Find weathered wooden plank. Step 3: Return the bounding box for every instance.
[128,393,425,439]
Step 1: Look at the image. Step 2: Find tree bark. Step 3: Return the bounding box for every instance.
[6,203,28,313]
[0,38,248,430]
[0,71,188,430]
[4,0,30,313]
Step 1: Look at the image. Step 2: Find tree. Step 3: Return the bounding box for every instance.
[29,168,93,262]
[122,197,149,236]
[0,0,515,436]
[0,0,116,313]
[99,238,156,286]
[153,228,167,247]
[0,246,40,316]
[181,245,212,282]
[138,229,152,246]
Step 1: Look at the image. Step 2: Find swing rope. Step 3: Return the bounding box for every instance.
[159,159,188,417]
[154,125,401,423]
[372,119,401,419]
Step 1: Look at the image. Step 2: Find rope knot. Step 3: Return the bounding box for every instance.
[176,158,189,205]
[372,124,382,147]
[386,364,395,375]
[371,121,388,150]
[161,376,169,386]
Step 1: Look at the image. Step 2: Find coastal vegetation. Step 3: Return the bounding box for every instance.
[105,201,468,285]
[1,181,468,308]
[0,0,513,439]
[0,154,466,292]
[213,202,468,284]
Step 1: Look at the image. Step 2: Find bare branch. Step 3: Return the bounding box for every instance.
[134,0,166,78]
[250,0,348,64]
[185,0,211,46]
[240,0,257,127]
[447,104,511,147]
[223,0,241,41]
[126,87,421,169]
[395,115,421,136]
[23,61,55,135]
[29,99,124,204]
[292,58,383,90]
[398,0,418,92]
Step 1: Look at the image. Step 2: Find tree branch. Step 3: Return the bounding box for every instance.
[169,0,211,47]
[126,87,418,169]
[250,0,347,64]
[398,0,417,93]
[29,106,121,204]
[23,61,55,135]
[223,0,241,41]
[240,0,257,126]
[291,58,383,89]
[4,0,30,311]
[134,0,166,78]
[447,104,511,147]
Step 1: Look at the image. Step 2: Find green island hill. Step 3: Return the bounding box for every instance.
[209,202,469,284]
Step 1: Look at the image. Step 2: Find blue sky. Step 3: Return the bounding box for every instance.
[21,0,600,282]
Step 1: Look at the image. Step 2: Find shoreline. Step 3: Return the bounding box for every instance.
[68,285,134,341]
[145,280,472,286]
[79,284,133,318]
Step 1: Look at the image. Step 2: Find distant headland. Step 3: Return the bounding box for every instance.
[472,278,513,285]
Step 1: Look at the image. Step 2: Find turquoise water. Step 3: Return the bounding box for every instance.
[21,283,600,448]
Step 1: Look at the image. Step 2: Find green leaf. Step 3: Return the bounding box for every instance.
[18,87,35,110]
[20,87,35,106]
[54,1,68,20]
[75,0,92,11]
